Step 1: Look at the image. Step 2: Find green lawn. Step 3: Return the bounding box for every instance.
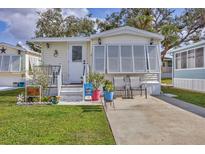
[0,89,115,144]
[161,78,172,84]
[161,86,205,108]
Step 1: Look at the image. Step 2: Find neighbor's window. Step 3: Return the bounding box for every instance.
[11,56,21,72]
[195,47,204,68]
[168,61,172,67]
[107,45,120,72]
[133,45,146,72]
[93,46,105,72]
[181,51,187,69]
[175,53,181,69]
[121,45,133,72]
[1,56,10,72]
[72,46,82,62]
[0,56,2,71]
[188,49,195,68]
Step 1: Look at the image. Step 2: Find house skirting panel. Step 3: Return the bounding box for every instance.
[174,78,205,92]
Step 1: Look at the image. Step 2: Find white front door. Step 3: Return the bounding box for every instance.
[69,44,86,83]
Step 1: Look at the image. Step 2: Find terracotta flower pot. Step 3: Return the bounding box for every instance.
[92,89,101,101]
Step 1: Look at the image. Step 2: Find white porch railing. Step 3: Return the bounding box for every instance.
[57,65,62,96]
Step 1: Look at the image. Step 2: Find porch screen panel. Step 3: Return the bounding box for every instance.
[121,45,133,72]
[94,46,105,72]
[195,47,204,68]
[175,53,181,69]
[181,51,187,69]
[11,56,20,72]
[147,46,159,72]
[133,45,146,72]
[1,56,10,72]
[108,46,120,72]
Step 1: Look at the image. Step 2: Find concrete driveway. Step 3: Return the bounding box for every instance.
[105,96,205,144]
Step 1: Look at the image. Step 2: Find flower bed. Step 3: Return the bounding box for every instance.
[17,102,52,105]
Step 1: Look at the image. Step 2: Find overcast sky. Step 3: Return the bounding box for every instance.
[0,8,182,46]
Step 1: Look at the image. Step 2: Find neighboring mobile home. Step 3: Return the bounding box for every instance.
[171,40,205,92]
[161,56,172,79]
[0,42,41,86]
[29,26,164,96]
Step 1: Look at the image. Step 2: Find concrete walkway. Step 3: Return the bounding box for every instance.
[105,96,205,144]
[156,94,205,118]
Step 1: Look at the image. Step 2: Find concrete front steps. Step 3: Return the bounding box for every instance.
[60,84,83,102]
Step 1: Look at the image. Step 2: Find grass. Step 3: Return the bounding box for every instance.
[161,78,172,84]
[161,86,205,108]
[0,89,115,144]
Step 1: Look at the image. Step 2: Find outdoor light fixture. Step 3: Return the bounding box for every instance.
[54,50,58,57]
[98,38,102,45]
[18,50,22,55]
[46,43,50,48]
[0,46,7,54]
[150,38,154,45]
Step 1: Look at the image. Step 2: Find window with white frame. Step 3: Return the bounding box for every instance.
[1,56,10,72]
[175,53,181,69]
[147,46,159,72]
[181,51,187,69]
[11,56,20,72]
[121,45,133,72]
[93,46,105,72]
[188,49,195,68]
[195,47,204,68]
[133,45,146,72]
[0,55,21,72]
[107,45,120,72]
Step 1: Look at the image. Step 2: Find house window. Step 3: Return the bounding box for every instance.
[93,46,105,72]
[121,45,133,72]
[1,56,10,72]
[11,56,20,72]
[168,61,172,67]
[188,49,195,68]
[147,46,159,72]
[195,47,204,68]
[175,53,181,69]
[72,46,82,62]
[107,45,120,72]
[133,45,146,72]
[181,51,187,69]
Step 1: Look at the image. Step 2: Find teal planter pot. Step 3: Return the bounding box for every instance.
[104,91,114,101]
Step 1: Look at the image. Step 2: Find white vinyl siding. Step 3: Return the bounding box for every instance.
[107,45,120,72]
[181,51,187,69]
[133,45,146,72]
[93,45,105,72]
[147,46,159,72]
[121,45,133,72]
[0,55,21,72]
[188,50,195,68]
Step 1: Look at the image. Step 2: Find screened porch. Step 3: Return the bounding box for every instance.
[93,44,161,75]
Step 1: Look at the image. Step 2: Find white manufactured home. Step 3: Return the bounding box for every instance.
[30,26,164,96]
[171,40,205,92]
[0,42,41,86]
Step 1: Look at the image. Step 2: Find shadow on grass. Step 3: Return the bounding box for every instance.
[80,105,103,113]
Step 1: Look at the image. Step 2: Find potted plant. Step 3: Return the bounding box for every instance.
[88,73,104,101]
[104,80,115,101]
